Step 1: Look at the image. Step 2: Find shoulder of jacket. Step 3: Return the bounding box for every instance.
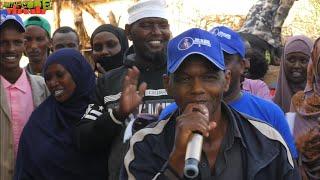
[98,66,128,82]
[28,73,46,85]
[245,117,294,168]
[129,117,172,149]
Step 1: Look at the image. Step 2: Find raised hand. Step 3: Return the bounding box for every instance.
[116,66,147,118]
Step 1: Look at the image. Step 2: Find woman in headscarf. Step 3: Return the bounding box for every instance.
[291,37,320,139]
[14,49,107,179]
[273,35,313,112]
[90,24,129,74]
[290,37,320,180]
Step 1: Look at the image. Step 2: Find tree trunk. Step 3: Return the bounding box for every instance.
[83,4,106,24]
[239,0,296,65]
[108,11,118,27]
[71,0,93,67]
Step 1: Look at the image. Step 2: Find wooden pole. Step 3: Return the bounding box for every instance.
[83,4,106,24]
[108,11,118,27]
[53,0,61,29]
[71,0,93,67]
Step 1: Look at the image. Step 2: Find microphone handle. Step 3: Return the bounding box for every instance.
[184,133,203,179]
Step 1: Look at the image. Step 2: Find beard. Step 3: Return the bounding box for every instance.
[139,44,168,67]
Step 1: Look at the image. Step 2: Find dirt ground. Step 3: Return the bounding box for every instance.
[264,65,280,88]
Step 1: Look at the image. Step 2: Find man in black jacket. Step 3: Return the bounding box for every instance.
[75,0,174,179]
[121,28,299,180]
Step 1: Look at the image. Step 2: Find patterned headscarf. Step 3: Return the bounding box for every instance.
[295,124,320,180]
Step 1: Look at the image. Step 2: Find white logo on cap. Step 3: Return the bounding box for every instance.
[178,37,193,50]
[178,37,211,50]
[0,14,6,24]
[211,28,231,40]
[0,14,17,25]
[6,15,17,20]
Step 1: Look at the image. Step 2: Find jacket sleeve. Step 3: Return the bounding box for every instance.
[121,136,182,180]
[74,77,123,153]
[282,150,301,180]
[254,141,300,180]
[270,140,300,180]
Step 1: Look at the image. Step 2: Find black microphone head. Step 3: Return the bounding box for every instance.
[184,158,199,178]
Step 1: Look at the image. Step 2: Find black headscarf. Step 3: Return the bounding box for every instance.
[91,24,129,72]
[14,49,107,179]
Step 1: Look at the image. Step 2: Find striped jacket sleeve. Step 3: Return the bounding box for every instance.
[74,103,123,153]
[121,119,182,180]
[74,75,124,153]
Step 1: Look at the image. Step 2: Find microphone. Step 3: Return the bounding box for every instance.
[183,106,208,178]
[184,132,203,178]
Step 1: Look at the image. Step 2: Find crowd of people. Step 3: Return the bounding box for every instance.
[0,0,319,179]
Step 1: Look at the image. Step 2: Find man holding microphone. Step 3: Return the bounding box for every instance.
[122,28,298,179]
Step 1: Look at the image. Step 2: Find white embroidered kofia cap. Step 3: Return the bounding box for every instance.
[127,0,168,25]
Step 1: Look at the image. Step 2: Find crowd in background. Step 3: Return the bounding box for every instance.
[0,0,319,179]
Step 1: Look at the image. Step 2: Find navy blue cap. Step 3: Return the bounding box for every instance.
[209,26,245,58]
[0,9,25,32]
[167,28,225,73]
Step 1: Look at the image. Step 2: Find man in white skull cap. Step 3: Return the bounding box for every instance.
[75,0,174,179]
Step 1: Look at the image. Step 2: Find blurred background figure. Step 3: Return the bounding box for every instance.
[52,26,81,52]
[242,49,272,100]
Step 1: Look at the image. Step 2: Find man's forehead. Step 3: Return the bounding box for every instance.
[25,25,47,36]
[53,31,78,40]
[0,26,23,35]
[134,17,168,24]
[0,21,24,33]
[175,56,221,73]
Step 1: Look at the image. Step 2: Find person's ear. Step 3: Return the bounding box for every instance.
[22,40,26,52]
[163,74,172,96]
[90,50,97,63]
[125,24,133,41]
[48,39,53,53]
[223,70,231,92]
[244,58,250,69]
[78,43,82,51]
[48,37,52,46]
[239,58,245,75]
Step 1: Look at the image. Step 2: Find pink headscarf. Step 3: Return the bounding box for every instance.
[273,35,313,112]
